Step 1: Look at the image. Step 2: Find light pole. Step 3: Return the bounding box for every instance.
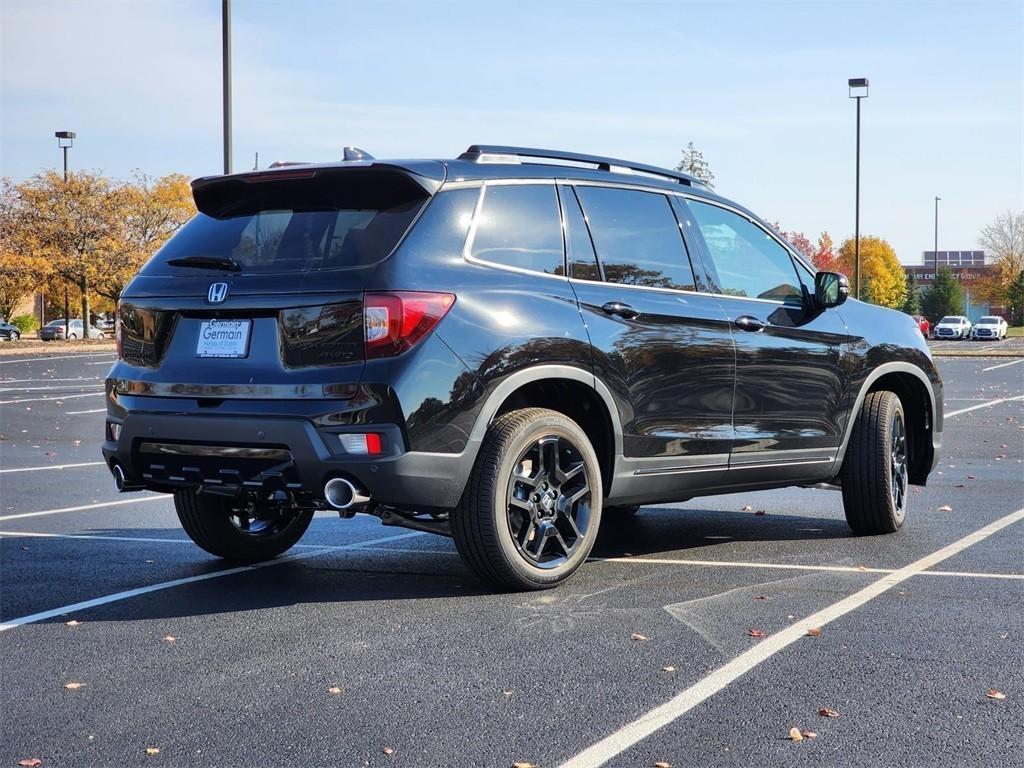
[222,0,232,174]
[848,78,869,300]
[55,131,76,340]
[933,196,941,278]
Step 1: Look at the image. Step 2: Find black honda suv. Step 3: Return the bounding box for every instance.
[103,145,942,589]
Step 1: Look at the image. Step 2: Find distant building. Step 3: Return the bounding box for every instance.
[903,250,1005,320]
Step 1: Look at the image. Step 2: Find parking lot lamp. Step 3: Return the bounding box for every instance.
[848,78,869,299]
[934,196,941,277]
[55,131,76,340]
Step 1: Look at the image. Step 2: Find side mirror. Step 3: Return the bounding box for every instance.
[814,271,849,308]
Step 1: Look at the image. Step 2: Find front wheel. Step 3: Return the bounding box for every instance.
[840,391,908,534]
[9,331,19,342]
[452,408,602,591]
[174,489,313,562]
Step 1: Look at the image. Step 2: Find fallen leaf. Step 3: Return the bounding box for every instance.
[967,475,976,479]
[631,633,649,641]
[806,627,821,637]
[747,628,766,638]
[145,748,160,756]
[818,707,840,718]
[662,666,676,672]
[18,759,42,767]
[64,682,86,690]
[512,762,536,768]
[66,620,81,627]
[741,505,753,512]
[754,595,769,600]
[788,727,803,741]
[328,686,343,695]
[986,689,1007,700]
[654,762,672,768]
[857,565,869,572]
[382,747,394,756]
[937,505,953,512]
[503,689,514,697]
[163,636,176,643]
[801,730,818,739]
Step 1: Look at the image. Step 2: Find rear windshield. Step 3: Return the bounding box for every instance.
[143,169,428,275]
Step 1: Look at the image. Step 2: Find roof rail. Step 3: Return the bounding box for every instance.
[267,160,313,169]
[458,145,706,187]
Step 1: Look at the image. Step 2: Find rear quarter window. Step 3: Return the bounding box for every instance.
[468,184,564,275]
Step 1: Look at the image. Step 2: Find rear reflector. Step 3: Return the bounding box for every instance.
[364,291,455,359]
[339,432,383,455]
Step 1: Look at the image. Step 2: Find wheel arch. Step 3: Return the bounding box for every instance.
[467,365,622,494]
[836,362,939,485]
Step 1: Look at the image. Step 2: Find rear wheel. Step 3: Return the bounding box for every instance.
[840,391,908,534]
[9,331,19,342]
[452,408,602,591]
[174,489,313,562]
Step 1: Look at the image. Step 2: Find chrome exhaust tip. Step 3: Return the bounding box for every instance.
[324,477,370,511]
[111,463,143,493]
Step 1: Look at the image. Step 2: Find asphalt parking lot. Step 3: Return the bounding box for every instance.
[1,351,1022,768]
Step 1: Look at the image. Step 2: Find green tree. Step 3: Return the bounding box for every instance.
[674,142,715,189]
[837,235,906,308]
[921,266,963,321]
[901,271,921,315]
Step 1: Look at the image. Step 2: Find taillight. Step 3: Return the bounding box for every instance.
[114,302,122,359]
[364,292,455,360]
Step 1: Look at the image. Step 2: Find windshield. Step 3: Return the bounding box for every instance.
[939,317,960,324]
[978,316,1000,323]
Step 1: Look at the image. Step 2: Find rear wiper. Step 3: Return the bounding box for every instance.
[166,255,242,272]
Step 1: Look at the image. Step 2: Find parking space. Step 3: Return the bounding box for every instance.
[1,351,1021,767]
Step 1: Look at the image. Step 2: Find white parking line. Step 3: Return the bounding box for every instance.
[0,391,104,405]
[0,531,425,633]
[597,556,1024,580]
[945,395,1024,418]
[0,495,168,522]
[0,378,102,384]
[0,353,115,365]
[0,529,416,552]
[65,408,106,415]
[0,384,107,392]
[0,461,106,474]
[981,358,1024,372]
[559,506,1024,768]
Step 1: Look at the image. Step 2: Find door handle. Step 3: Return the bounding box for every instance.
[735,315,767,332]
[601,301,639,319]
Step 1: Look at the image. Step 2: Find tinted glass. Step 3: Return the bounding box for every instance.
[979,316,999,323]
[559,185,601,281]
[575,186,695,290]
[688,200,802,301]
[940,316,960,324]
[471,184,564,275]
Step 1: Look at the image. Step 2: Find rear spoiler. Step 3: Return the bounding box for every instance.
[191,161,446,219]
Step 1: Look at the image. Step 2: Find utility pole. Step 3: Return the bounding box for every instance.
[222,0,232,174]
[933,196,941,279]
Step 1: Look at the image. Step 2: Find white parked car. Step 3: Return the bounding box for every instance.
[971,315,1008,341]
[933,315,972,340]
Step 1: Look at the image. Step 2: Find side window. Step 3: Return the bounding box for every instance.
[470,184,564,275]
[575,186,696,291]
[688,200,802,302]
[396,187,479,259]
[558,185,601,281]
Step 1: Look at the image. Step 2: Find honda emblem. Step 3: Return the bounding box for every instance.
[207,282,229,304]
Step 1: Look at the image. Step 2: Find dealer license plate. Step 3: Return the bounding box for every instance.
[196,319,252,358]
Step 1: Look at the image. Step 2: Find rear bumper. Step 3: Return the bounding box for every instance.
[102,408,475,510]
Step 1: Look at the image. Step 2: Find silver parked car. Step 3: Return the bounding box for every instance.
[37,319,106,340]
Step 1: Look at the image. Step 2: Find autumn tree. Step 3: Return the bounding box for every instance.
[770,223,815,262]
[975,210,1024,310]
[95,172,194,303]
[1006,269,1024,326]
[811,231,844,274]
[0,179,53,320]
[837,235,905,308]
[921,266,963,321]
[15,171,126,334]
[675,142,715,189]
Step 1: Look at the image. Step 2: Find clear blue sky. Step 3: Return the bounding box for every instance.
[2,0,1021,264]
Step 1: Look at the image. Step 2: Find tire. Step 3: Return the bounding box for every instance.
[174,489,313,562]
[10,332,18,342]
[452,407,603,591]
[69,333,77,340]
[840,391,908,535]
